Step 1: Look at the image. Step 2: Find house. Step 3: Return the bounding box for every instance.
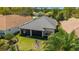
[20,16,58,37]
[60,17,79,37]
[0,15,32,36]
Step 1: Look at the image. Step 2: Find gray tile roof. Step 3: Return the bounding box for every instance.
[20,16,57,31]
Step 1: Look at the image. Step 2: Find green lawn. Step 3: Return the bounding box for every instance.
[16,34,45,51]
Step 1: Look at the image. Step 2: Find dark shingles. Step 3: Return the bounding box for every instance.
[20,16,57,31]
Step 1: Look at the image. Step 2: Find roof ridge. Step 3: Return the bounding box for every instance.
[21,19,33,26]
[23,16,45,25]
[47,17,57,26]
[46,17,54,25]
[38,16,56,28]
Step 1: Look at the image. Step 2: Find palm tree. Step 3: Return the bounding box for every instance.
[44,28,79,51]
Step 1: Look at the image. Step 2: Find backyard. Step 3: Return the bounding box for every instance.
[16,34,45,51]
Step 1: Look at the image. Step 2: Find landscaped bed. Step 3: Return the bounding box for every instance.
[16,34,45,51]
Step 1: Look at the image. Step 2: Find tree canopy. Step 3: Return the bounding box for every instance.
[44,28,79,51]
[33,7,79,21]
[0,7,79,20]
[0,7,33,15]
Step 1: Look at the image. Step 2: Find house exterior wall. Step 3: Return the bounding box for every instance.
[43,28,55,36]
[5,27,20,34]
[44,28,54,31]
[0,27,20,36]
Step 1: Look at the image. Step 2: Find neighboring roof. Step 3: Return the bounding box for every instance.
[60,17,79,37]
[0,15,32,30]
[20,16,57,31]
[75,27,79,37]
[0,15,6,30]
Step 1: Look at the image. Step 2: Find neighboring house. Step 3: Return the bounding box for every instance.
[0,15,32,36]
[20,16,58,37]
[60,17,79,38]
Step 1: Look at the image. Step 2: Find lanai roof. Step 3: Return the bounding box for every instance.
[20,16,57,31]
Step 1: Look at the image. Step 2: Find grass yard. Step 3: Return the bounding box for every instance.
[16,34,45,51]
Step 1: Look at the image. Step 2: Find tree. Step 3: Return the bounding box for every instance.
[0,7,11,15]
[5,33,18,51]
[19,7,33,16]
[0,7,33,15]
[72,8,79,18]
[56,10,64,21]
[44,28,79,51]
[51,8,61,19]
[62,7,76,20]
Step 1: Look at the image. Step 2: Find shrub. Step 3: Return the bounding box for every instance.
[5,33,14,40]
